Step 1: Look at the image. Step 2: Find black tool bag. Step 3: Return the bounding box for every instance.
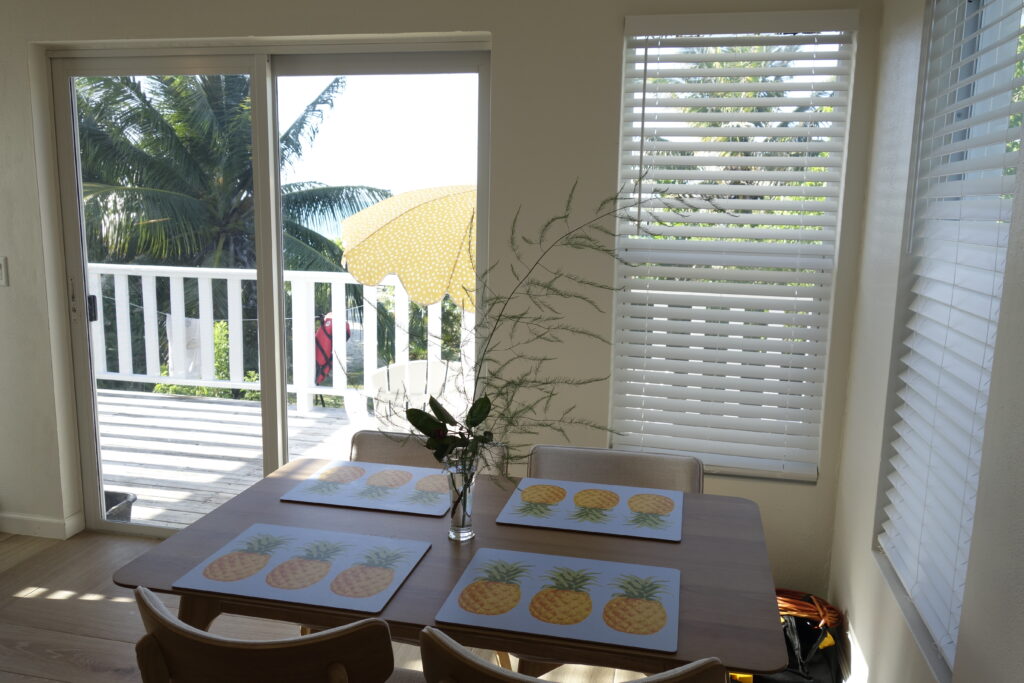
[752,614,842,683]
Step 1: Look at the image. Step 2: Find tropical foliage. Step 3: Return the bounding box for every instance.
[76,74,389,270]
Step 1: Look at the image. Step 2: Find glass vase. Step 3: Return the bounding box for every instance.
[445,453,477,542]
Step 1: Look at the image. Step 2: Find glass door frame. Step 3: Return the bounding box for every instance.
[50,45,490,535]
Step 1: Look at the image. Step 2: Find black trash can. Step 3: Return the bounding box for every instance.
[104,491,137,522]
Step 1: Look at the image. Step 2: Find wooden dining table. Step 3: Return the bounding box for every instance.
[113,457,786,675]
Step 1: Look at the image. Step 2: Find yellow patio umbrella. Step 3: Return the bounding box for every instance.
[340,185,476,312]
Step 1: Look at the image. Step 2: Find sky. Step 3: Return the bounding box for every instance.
[276,73,478,237]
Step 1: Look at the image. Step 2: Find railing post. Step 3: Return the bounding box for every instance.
[168,276,187,377]
[227,277,244,382]
[88,271,107,375]
[114,273,132,375]
[292,277,315,412]
[141,275,159,376]
[198,276,215,381]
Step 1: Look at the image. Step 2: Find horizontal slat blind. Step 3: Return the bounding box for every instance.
[612,26,852,479]
[877,0,1022,667]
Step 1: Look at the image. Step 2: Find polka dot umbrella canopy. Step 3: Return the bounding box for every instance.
[340,185,476,312]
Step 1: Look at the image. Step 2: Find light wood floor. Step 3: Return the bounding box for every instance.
[0,532,644,682]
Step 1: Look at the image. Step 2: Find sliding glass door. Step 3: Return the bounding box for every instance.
[52,49,487,534]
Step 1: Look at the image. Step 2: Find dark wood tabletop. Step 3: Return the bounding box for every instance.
[114,458,786,674]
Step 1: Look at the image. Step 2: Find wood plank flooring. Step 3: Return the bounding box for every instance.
[0,533,643,682]
[97,389,367,529]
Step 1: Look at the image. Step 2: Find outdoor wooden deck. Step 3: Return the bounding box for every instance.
[97,389,370,529]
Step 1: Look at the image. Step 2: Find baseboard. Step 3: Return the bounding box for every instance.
[0,510,85,539]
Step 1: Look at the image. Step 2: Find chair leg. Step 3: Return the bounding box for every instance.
[516,657,562,677]
[495,651,513,670]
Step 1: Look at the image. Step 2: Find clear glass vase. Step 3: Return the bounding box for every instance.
[446,453,477,542]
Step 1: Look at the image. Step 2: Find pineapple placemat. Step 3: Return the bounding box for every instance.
[280,460,450,516]
[436,548,680,653]
[173,523,430,613]
[495,477,683,541]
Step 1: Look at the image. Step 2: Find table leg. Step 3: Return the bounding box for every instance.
[177,595,222,630]
[495,651,512,670]
[517,657,562,677]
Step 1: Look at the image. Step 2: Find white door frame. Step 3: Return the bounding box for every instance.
[50,44,490,535]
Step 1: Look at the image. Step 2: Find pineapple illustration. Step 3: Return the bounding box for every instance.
[202,534,290,582]
[626,494,675,530]
[307,464,365,494]
[528,567,597,625]
[458,560,530,615]
[265,541,347,590]
[330,547,408,598]
[602,575,669,635]
[406,473,448,505]
[358,469,414,498]
[515,484,567,518]
[571,489,620,523]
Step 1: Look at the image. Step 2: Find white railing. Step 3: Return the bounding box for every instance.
[87,264,474,415]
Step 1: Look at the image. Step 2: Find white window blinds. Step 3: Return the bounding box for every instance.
[878,0,1022,667]
[612,17,854,479]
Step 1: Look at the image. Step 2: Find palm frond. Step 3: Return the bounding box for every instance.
[282,183,390,234]
[279,77,346,170]
[76,77,207,195]
[82,183,213,262]
[283,221,345,271]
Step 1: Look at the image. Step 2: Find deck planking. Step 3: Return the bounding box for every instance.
[96,389,366,529]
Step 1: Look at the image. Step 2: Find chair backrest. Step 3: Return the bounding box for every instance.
[133,586,396,683]
[528,445,703,493]
[350,429,510,475]
[350,429,438,468]
[419,627,727,683]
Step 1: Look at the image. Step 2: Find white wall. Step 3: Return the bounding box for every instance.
[13,2,1021,681]
[828,1,1024,682]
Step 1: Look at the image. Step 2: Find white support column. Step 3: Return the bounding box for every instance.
[363,285,378,396]
[198,276,215,380]
[142,275,159,376]
[461,308,476,397]
[227,277,243,382]
[169,276,187,377]
[88,271,107,375]
[331,278,347,389]
[292,278,315,412]
[394,281,411,367]
[427,300,443,366]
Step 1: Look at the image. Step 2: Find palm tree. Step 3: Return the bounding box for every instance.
[75,73,388,270]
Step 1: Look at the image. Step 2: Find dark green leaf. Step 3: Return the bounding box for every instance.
[466,396,491,428]
[429,396,458,426]
[407,408,445,438]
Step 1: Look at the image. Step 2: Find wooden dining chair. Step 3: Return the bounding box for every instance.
[350,429,438,468]
[420,626,729,683]
[133,586,423,683]
[351,429,510,474]
[514,444,704,676]
[528,444,704,493]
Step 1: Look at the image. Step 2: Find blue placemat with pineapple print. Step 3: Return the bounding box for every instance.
[281,460,451,516]
[436,547,680,652]
[495,477,683,541]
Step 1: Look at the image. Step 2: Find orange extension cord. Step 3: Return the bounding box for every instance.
[775,589,843,629]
